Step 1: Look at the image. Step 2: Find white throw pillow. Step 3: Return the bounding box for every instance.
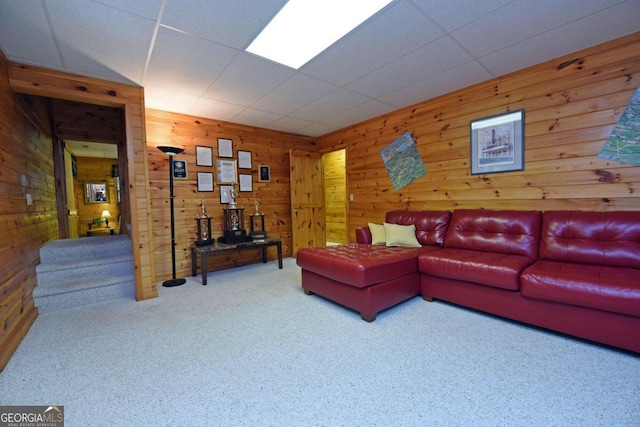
[368,222,387,245]
[383,223,421,247]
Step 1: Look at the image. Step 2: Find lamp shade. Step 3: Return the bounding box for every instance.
[101,210,112,219]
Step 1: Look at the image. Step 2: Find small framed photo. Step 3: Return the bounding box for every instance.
[217,138,233,158]
[470,109,525,175]
[196,172,214,192]
[172,159,188,179]
[195,146,213,167]
[258,165,270,182]
[238,150,252,169]
[216,159,237,184]
[239,174,253,192]
[219,185,233,204]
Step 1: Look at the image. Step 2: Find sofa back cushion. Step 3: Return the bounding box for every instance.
[444,209,541,258]
[540,211,640,268]
[385,210,451,246]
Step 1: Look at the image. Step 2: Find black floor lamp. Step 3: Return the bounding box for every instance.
[158,146,186,287]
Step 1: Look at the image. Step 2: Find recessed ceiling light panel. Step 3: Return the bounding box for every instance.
[247,0,393,69]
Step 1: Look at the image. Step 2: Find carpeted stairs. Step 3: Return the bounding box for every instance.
[34,235,135,313]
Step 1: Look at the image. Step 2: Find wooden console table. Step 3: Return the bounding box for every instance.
[191,238,283,285]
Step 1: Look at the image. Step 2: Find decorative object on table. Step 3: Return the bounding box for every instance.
[220,206,252,244]
[229,185,237,208]
[158,145,187,287]
[258,164,270,182]
[249,199,267,240]
[238,150,252,168]
[195,145,213,166]
[216,158,237,183]
[470,109,525,175]
[250,214,267,241]
[217,138,233,158]
[381,131,426,191]
[101,210,112,228]
[195,198,213,247]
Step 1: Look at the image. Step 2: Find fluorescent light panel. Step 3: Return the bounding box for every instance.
[247,0,393,69]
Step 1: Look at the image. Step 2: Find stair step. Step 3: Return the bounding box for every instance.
[39,235,132,264]
[34,280,135,313]
[36,256,133,287]
[35,235,135,313]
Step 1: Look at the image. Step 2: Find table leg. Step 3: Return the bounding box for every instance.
[276,241,283,269]
[262,246,267,263]
[191,247,197,276]
[201,252,208,285]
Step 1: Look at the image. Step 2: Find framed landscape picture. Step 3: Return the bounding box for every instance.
[470,109,525,175]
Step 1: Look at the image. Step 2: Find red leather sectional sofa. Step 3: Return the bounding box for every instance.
[296,209,640,353]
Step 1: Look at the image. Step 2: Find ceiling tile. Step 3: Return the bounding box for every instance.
[143,85,199,114]
[47,0,153,83]
[411,0,512,32]
[0,1,62,69]
[450,0,627,57]
[378,61,493,108]
[161,0,286,49]
[346,35,473,98]
[144,27,238,95]
[321,99,396,129]
[203,52,294,105]
[231,108,283,128]
[251,73,338,116]
[291,89,371,122]
[302,0,444,86]
[92,0,162,20]
[188,97,245,122]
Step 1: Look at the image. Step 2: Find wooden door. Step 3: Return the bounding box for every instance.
[289,149,325,256]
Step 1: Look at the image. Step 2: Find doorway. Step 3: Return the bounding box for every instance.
[64,141,121,238]
[289,148,348,256]
[323,148,347,245]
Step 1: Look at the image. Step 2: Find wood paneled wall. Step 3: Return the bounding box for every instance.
[145,109,316,281]
[318,33,640,239]
[0,52,55,369]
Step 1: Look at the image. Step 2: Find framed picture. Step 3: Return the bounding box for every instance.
[172,159,188,179]
[216,158,237,183]
[196,172,214,192]
[470,109,525,175]
[239,174,253,192]
[195,145,213,167]
[217,138,233,158]
[219,185,233,204]
[238,150,252,169]
[258,165,270,182]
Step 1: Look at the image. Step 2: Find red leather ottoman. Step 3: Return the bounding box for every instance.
[297,243,435,321]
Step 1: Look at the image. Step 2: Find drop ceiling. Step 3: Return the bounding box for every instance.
[1,0,638,138]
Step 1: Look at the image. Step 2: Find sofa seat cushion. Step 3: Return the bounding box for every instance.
[297,244,436,288]
[418,248,535,291]
[521,261,640,317]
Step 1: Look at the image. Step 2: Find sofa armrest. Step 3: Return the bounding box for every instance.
[356,226,372,244]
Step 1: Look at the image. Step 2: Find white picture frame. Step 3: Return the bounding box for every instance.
[239,173,253,192]
[238,150,252,169]
[217,138,233,158]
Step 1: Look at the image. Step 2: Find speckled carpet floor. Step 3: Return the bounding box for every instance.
[1,257,638,426]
